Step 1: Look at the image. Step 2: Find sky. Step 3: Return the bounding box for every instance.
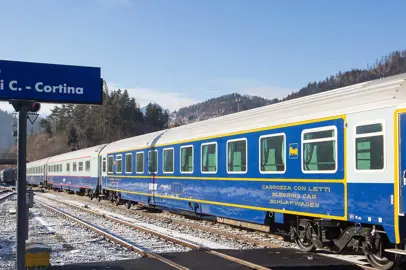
[0,0,405,115]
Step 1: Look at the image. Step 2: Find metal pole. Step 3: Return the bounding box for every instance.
[16,103,29,270]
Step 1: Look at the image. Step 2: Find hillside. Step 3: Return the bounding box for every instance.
[171,50,406,125]
[171,93,275,125]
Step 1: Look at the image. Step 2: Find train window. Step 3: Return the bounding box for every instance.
[59,164,62,172]
[66,163,70,172]
[103,157,107,173]
[116,155,122,173]
[125,154,132,174]
[180,145,193,173]
[85,161,91,172]
[107,156,114,173]
[163,148,174,173]
[227,139,247,173]
[302,126,337,173]
[136,152,144,173]
[79,162,83,172]
[73,162,77,172]
[355,122,384,171]
[259,133,286,173]
[201,142,217,173]
[148,150,158,173]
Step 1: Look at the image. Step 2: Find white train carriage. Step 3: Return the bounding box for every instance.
[46,144,107,194]
[27,157,50,186]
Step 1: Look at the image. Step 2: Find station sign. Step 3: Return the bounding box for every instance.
[0,60,102,104]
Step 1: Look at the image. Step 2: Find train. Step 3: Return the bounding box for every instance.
[26,73,406,269]
[1,168,17,185]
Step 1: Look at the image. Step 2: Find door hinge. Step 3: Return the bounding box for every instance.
[391,195,394,205]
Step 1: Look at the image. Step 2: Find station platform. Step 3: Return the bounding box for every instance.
[50,248,363,270]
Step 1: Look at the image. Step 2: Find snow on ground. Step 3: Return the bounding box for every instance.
[0,194,139,269]
[41,193,238,250]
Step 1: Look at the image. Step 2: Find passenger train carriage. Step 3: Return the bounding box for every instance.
[27,73,406,269]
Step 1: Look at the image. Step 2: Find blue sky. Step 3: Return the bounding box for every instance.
[0,0,405,115]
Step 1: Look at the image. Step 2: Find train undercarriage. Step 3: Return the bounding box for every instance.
[40,185,401,270]
[289,217,400,270]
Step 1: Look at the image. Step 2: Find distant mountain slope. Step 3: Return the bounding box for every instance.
[171,93,274,125]
[171,50,406,126]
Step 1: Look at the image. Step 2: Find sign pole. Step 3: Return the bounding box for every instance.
[11,101,31,270]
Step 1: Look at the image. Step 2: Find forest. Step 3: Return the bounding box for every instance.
[21,81,169,161]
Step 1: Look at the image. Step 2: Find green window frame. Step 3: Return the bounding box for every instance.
[85,160,91,172]
[302,126,337,173]
[125,153,133,174]
[107,156,113,173]
[116,155,122,174]
[163,148,174,173]
[78,162,84,172]
[102,157,106,173]
[259,133,286,173]
[227,138,247,173]
[148,150,158,173]
[180,145,193,173]
[136,152,144,173]
[355,122,384,171]
[201,142,217,173]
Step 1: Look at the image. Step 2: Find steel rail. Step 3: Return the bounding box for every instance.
[0,192,15,203]
[36,199,190,270]
[36,192,380,270]
[37,194,273,270]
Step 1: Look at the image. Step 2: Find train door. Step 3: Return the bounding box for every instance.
[147,150,157,204]
[399,113,406,214]
[43,164,47,186]
[100,155,107,193]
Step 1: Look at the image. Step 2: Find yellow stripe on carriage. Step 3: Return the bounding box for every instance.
[106,175,345,183]
[393,108,406,244]
[105,187,347,221]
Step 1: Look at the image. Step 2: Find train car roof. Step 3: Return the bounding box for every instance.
[47,144,107,163]
[27,157,51,166]
[100,73,406,154]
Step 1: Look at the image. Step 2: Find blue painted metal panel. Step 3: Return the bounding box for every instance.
[347,183,395,242]
[152,178,344,216]
[0,60,102,104]
[399,114,406,215]
[26,175,42,185]
[48,176,97,192]
[274,212,284,224]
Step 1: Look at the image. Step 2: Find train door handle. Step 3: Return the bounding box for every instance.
[403,170,406,185]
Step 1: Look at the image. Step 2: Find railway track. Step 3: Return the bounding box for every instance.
[0,190,15,203]
[39,189,285,248]
[36,191,378,270]
[35,194,277,270]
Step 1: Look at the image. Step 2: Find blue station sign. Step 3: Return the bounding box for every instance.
[0,60,102,104]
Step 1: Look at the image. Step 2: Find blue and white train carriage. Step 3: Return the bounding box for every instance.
[27,73,406,269]
[27,157,50,186]
[46,144,106,194]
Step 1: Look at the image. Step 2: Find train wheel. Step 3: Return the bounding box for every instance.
[364,236,396,270]
[126,201,131,209]
[293,223,316,252]
[295,237,316,252]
